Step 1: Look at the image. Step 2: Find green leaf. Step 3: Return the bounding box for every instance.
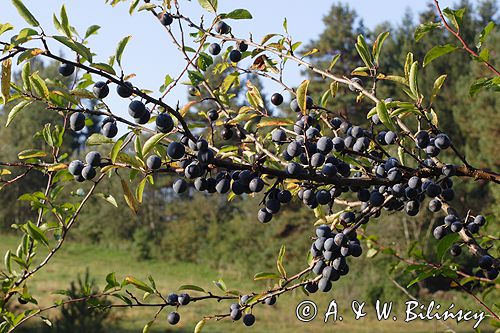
[136,177,147,203]
[253,272,280,281]
[91,63,116,75]
[142,133,167,156]
[355,35,372,68]
[142,321,153,333]
[372,31,389,65]
[408,61,419,98]
[1,59,12,104]
[187,70,205,86]
[60,5,71,37]
[18,149,46,159]
[194,319,206,333]
[129,0,140,15]
[469,77,500,97]
[6,100,32,127]
[30,72,49,99]
[0,23,15,36]
[296,79,309,114]
[85,25,101,39]
[197,52,213,71]
[111,133,127,163]
[327,53,341,71]
[12,0,40,27]
[442,7,465,31]
[21,61,30,91]
[4,250,12,273]
[221,9,252,20]
[277,244,286,278]
[104,272,120,292]
[123,276,153,293]
[477,21,495,49]
[198,0,217,13]
[414,22,441,42]
[423,44,458,67]
[95,193,118,208]
[213,279,226,292]
[26,221,49,247]
[376,101,396,132]
[116,35,132,66]
[220,72,239,94]
[87,133,114,145]
[178,284,205,292]
[437,233,460,261]
[53,36,93,63]
[430,74,447,105]
[407,269,434,288]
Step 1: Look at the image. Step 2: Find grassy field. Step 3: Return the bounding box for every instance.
[0,235,496,333]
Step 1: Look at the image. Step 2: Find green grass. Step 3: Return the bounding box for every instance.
[0,235,496,333]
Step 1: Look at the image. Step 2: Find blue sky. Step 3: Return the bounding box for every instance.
[3,0,460,130]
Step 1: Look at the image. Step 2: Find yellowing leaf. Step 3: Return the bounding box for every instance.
[1,59,12,104]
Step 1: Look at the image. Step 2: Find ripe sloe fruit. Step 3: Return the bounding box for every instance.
[93,81,109,99]
[146,155,162,170]
[271,93,283,106]
[128,100,146,119]
[85,151,101,167]
[68,160,84,176]
[172,178,187,193]
[229,50,242,62]
[167,142,185,160]
[156,113,174,133]
[243,313,255,326]
[70,112,86,132]
[81,165,96,180]
[167,312,180,325]
[59,63,74,77]
[215,21,230,34]
[208,43,221,55]
[159,12,173,26]
[102,122,118,138]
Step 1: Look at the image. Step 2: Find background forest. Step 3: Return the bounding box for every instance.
[0,1,498,332]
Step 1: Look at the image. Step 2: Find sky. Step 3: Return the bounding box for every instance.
[2,0,462,131]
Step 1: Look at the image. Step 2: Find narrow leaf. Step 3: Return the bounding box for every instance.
[26,221,49,247]
[197,0,217,13]
[376,101,396,132]
[121,179,139,214]
[111,133,128,163]
[430,74,447,104]
[116,35,132,66]
[1,59,12,104]
[423,44,458,67]
[372,31,389,65]
[6,100,32,127]
[221,9,252,20]
[414,22,441,42]
[178,285,205,292]
[296,79,309,114]
[194,319,206,333]
[12,0,40,27]
[95,193,118,208]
